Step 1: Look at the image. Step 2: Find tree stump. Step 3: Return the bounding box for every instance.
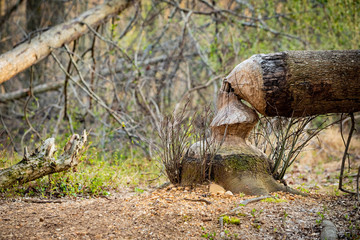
[181,91,301,195]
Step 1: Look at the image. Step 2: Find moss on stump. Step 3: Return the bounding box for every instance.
[181,141,303,196]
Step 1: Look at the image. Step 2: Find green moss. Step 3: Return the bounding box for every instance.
[222,215,240,225]
[223,154,268,173]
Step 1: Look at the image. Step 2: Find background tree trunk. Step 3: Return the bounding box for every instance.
[225,50,360,117]
[26,0,65,31]
[26,0,42,32]
[26,0,65,84]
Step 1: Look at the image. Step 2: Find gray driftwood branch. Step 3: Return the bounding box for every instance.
[0,130,87,189]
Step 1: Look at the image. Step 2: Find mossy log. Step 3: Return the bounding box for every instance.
[225,50,360,117]
[0,131,87,189]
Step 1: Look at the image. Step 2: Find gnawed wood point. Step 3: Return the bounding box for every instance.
[210,90,258,144]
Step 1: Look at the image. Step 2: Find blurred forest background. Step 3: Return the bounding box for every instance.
[0,0,359,196]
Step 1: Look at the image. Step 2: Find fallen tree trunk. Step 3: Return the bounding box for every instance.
[0,80,64,103]
[0,53,198,103]
[0,0,135,84]
[224,50,360,117]
[0,131,87,189]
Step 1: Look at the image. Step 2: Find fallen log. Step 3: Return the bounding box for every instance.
[0,0,135,84]
[0,53,198,103]
[0,131,87,189]
[0,80,64,103]
[224,50,360,117]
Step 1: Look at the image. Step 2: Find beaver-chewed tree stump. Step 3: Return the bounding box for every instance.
[181,91,301,195]
[180,50,360,195]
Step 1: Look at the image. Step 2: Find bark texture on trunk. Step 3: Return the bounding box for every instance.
[225,50,360,117]
[0,0,135,84]
[0,131,87,189]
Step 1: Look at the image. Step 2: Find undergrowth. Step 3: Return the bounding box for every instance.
[0,143,165,198]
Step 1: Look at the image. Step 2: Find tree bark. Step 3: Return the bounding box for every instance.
[224,50,360,117]
[0,0,135,84]
[0,131,87,189]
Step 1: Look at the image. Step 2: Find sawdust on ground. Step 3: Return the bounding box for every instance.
[0,184,359,239]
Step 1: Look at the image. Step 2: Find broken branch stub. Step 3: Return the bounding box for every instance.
[0,130,87,189]
[226,50,360,117]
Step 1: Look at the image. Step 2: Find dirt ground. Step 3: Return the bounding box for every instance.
[1,128,360,239]
[0,183,359,240]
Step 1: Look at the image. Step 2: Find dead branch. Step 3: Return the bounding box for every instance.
[183,198,212,205]
[0,80,64,103]
[339,113,356,194]
[0,0,136,84]
[23,199,65,204]
[0,130,87,189]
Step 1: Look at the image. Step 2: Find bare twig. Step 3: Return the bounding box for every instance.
[174,75,223,115]
[81,21,140,76]
[23,199,65,204]
[0,113,17,152]
[339,113,356,194]
[183,197,212,205]
[21,67,42,149]
[357,165,360,201]
[51,51,147,155]
[64,40,77,120]
[232,195,272,210]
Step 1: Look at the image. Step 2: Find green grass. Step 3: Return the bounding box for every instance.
[0,146,166,198]
[221,215,240,225]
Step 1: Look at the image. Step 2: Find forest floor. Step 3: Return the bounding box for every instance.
[0,184,359,239]
[1,128,360,239]
[1,166,359,239]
